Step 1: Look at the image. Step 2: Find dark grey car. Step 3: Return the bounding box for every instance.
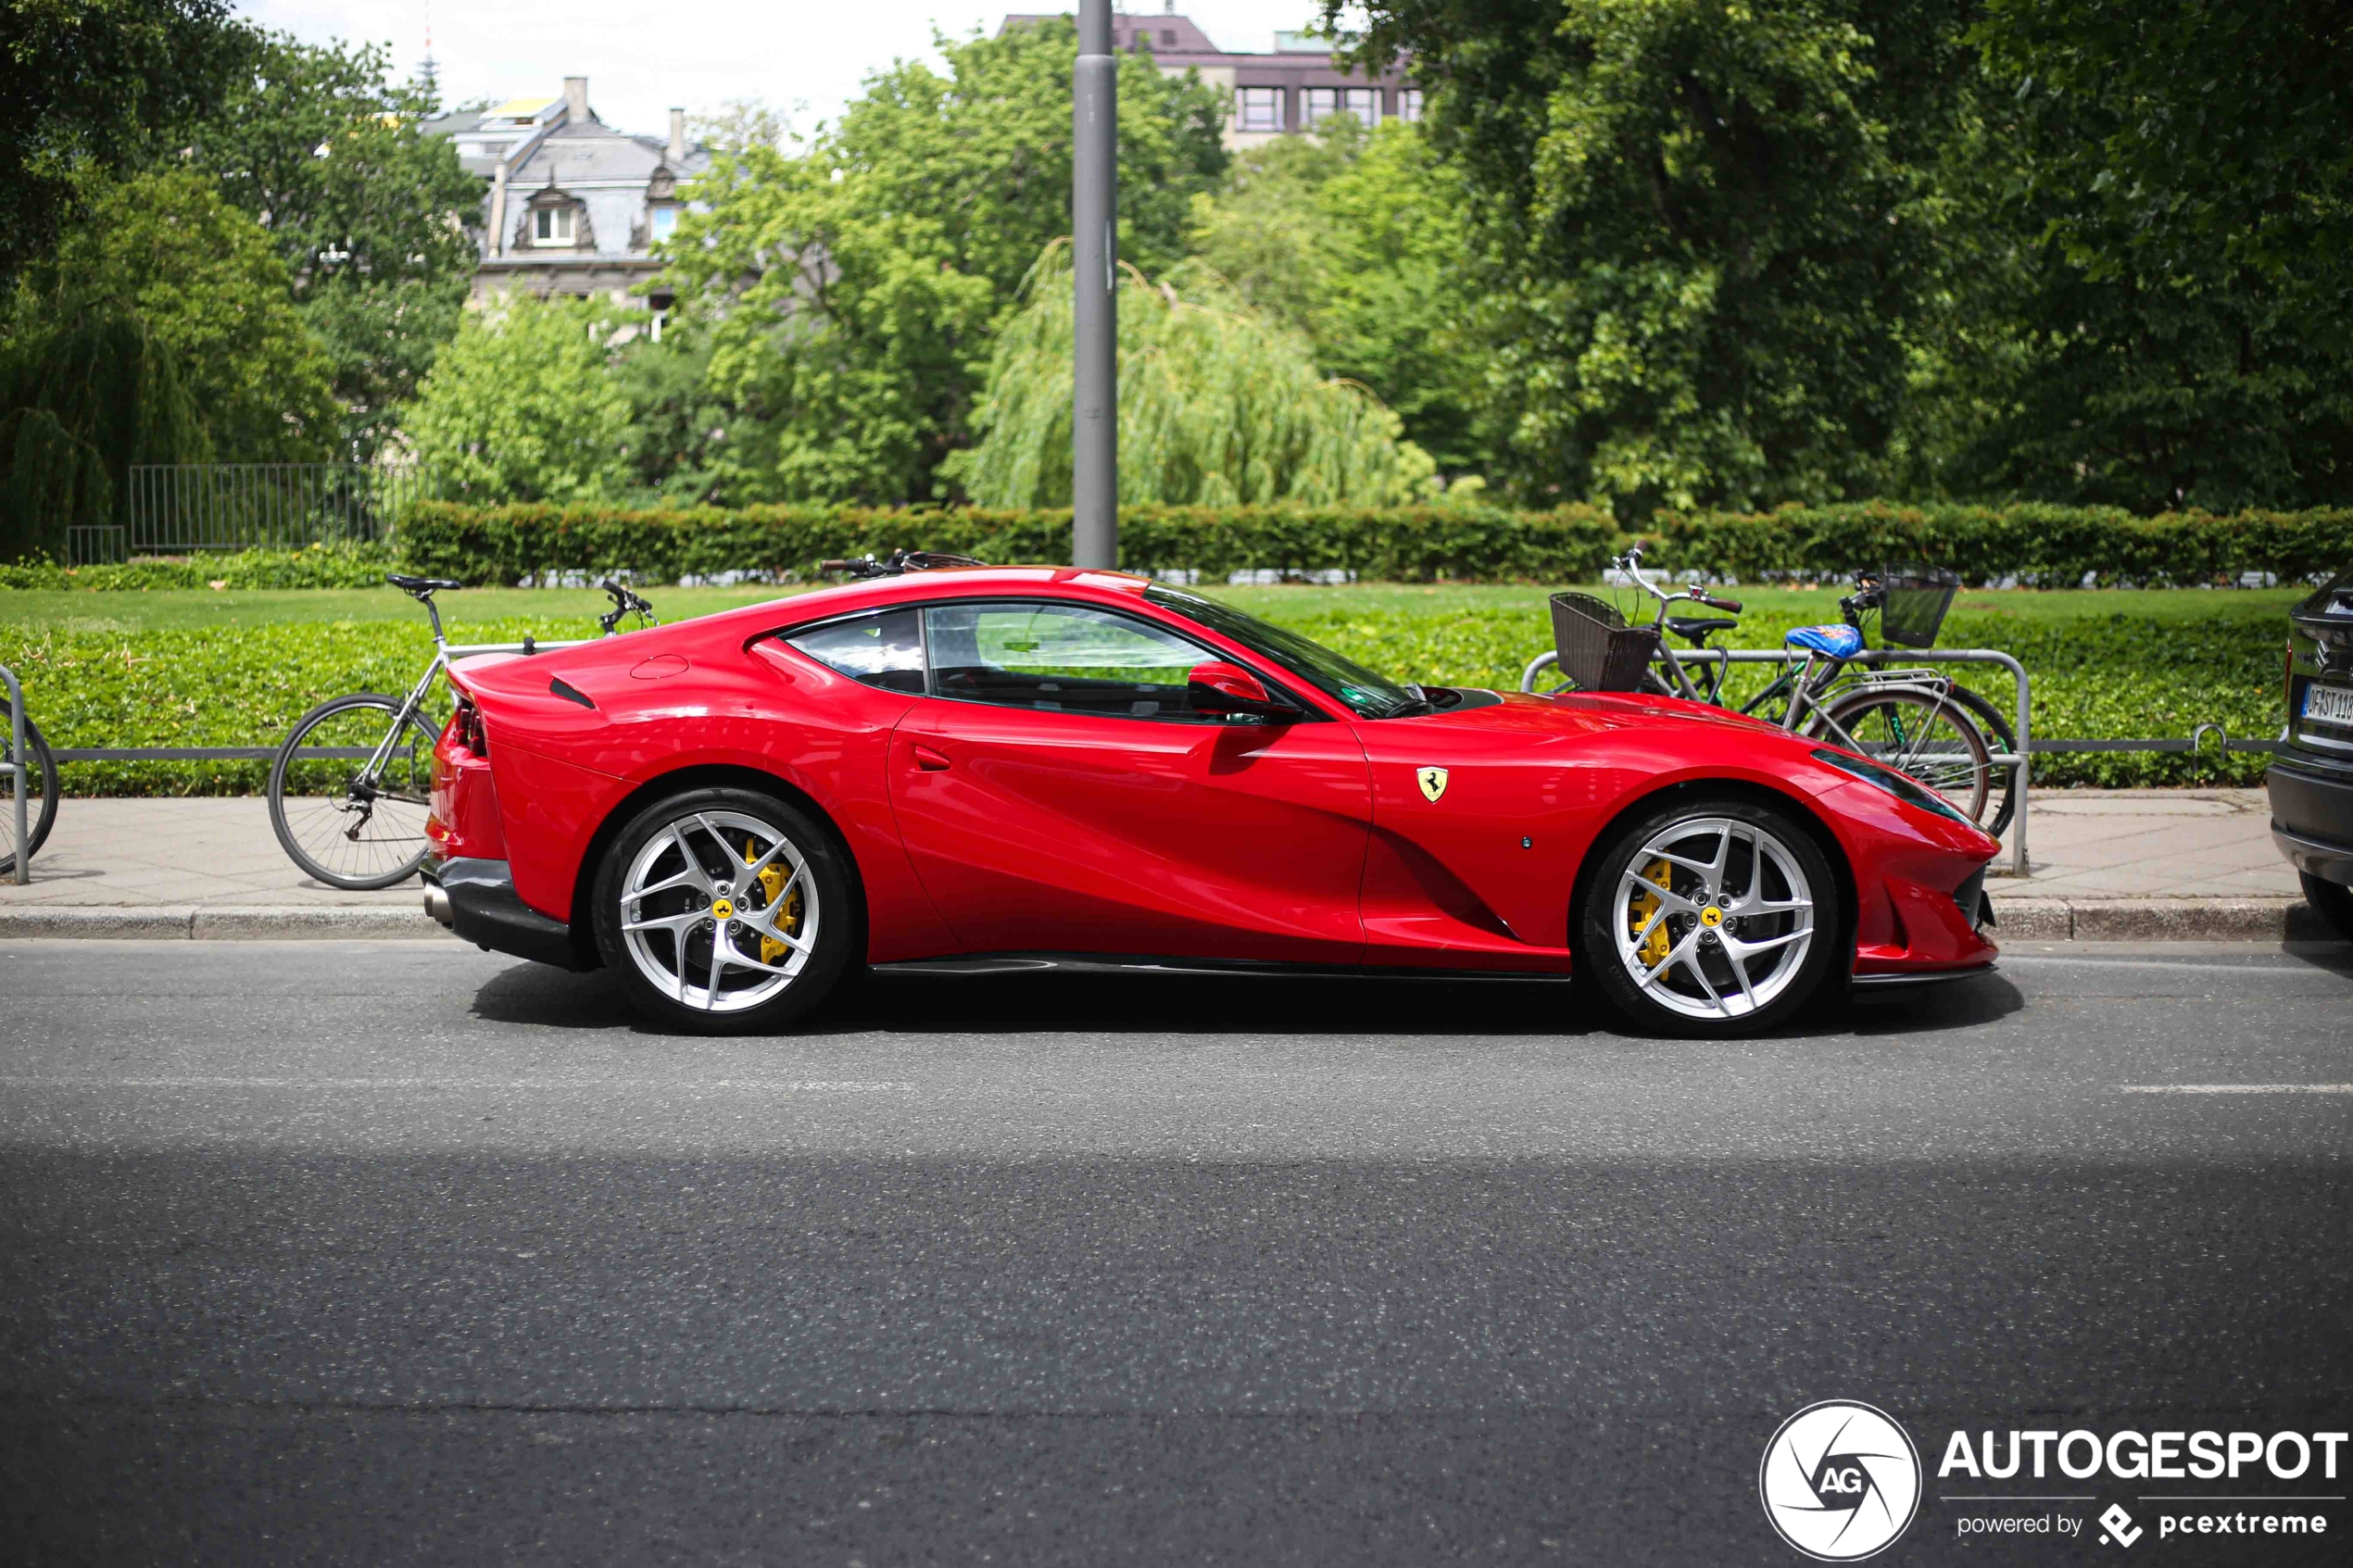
[2270,566,2353,938]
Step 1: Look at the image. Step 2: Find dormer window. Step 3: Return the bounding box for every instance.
[534,206,576,245]
[649,205,678,243]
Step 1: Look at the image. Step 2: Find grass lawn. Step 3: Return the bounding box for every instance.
[0,581,2297,794]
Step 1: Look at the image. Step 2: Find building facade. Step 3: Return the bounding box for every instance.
[424,78,711,312]
[999,12,1416,151]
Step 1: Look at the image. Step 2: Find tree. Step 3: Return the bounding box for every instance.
[1188,119,1487,474]
[946,245,1435,508]
[0,311,206,560]
[0,0,253,288]
[660,19,1228,503]
[186,33,482,458]
[21,169,336,463]
[403,294,636,504]
[1896,0,2353,508]
[1336,0,1975,516]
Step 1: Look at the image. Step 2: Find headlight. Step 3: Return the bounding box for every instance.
[1810,747,1973,827]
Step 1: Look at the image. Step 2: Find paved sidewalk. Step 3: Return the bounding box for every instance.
[0,789,2325,941]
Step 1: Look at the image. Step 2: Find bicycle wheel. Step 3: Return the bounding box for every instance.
[1817,686,1994,828]
[269,693,442,889]
[0,697,59,878]
[1941,684,2020,838]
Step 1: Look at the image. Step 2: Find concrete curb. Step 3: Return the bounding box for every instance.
[0,899,2332,943]
[0,906,445,941]
[1988,897,2327,942]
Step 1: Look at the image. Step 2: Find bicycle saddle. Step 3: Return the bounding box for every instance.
[1785,622,1866,659]
[385,573,462,595]
[1664,615,1739,645]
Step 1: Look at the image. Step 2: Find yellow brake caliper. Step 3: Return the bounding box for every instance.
[749,839,800,965]
[1629,858,1674,967]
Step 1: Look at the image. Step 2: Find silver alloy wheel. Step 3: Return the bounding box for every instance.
[1610,814,1816,1021]
[618,809,818,1013]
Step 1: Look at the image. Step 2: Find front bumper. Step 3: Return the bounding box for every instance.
[2267,756,2353,887]
[422,857,597,971]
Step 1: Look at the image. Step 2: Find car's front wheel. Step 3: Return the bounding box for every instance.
[1575,795,1842,1036]
[591,786,857,1033]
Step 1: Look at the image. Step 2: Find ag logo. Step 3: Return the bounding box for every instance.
[1759,1400,1921,1561]
[1416,766,1448,802]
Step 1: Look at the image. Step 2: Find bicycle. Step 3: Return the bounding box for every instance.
[268,574,658,890]
[1547,548,2019,835]
[1,692,58,880]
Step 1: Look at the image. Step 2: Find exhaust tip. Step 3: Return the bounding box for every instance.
[422,884,453,927]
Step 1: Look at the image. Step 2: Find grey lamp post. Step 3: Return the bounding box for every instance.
[1072,0,1118,569]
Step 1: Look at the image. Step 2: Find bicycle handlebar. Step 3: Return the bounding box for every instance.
[1695,594,1743,613]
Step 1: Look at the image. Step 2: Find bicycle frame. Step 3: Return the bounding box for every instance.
[1612,549,1969,758]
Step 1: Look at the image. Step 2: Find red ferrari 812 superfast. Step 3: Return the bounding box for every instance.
[422,564,1999,1035]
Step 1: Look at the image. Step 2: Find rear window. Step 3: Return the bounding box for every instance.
[784,608,925,694]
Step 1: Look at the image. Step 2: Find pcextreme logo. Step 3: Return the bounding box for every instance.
[1760,1401,1924,1561]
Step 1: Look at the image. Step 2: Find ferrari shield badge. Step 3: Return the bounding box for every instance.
[1416,766,1449,802]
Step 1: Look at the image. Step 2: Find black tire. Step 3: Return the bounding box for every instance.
[1575,793,1843,1037]
[269,692,442,890]
[591,785,859,1034]
[1943,684,2020,838]
[2301,872,2353,943]
[0,697,59,878]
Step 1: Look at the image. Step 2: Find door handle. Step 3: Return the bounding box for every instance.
[912,743,951,771]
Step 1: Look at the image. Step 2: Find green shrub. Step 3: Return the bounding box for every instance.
[0,541,399,592]
[392,499,2353,589]
[1642,502,2353,587]
[394,501,1625,585]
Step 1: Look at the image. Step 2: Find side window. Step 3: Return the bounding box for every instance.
[783,608,924,694]
[925,602,1213,721]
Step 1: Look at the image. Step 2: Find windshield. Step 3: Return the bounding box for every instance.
[1145,584,1428,719]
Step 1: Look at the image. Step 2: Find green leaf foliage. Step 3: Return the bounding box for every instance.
[1186,120,1486,473]
[0,308,206,558]
[655,18,1228,505]
[14,169,336,463]
[185,32,481,459]
[0,0,254,288]
[0,583,2292,794]
[391,498,2352,591]
[945,245,1437,508]
[1340,0,1975,516]
[401,294,638,505]
[0,541,396,590]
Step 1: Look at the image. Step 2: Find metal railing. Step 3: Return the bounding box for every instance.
[106,464,436,561]
[3,663,27,885]
[1523,646,2035,877]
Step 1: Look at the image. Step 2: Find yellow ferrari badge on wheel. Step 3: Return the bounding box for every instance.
[1416,766,1449,802]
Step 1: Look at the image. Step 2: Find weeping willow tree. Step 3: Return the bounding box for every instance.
[0,310,208,562]
[945,242,1435,508]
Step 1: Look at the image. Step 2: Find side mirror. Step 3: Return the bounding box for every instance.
[1188,660,1293,719]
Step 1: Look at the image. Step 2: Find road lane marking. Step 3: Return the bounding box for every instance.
[0,1076,918,1091]
[2120,1085,2353,1095]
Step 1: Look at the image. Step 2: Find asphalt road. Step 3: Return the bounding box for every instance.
[1,937,2349,1566]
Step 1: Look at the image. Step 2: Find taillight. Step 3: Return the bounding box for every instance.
[454,697,488,755]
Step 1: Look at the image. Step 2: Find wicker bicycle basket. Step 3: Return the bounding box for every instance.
[1550,592,1661,692]
[1877,563,1961,649]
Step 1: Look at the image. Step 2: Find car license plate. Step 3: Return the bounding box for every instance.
[2306,682,2353,728]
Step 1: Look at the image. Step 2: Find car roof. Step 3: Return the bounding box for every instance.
[700,566,1162,636]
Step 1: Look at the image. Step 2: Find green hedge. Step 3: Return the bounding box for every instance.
[0,542,399,592]
[392,500,2353,588]
[396,502,1625,585]
[1645,502,2353,587]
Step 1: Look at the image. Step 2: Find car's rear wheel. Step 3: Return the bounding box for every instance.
[1575,795,1842,1036]
[591,786,856,1033]
[2300,872,2353,942]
